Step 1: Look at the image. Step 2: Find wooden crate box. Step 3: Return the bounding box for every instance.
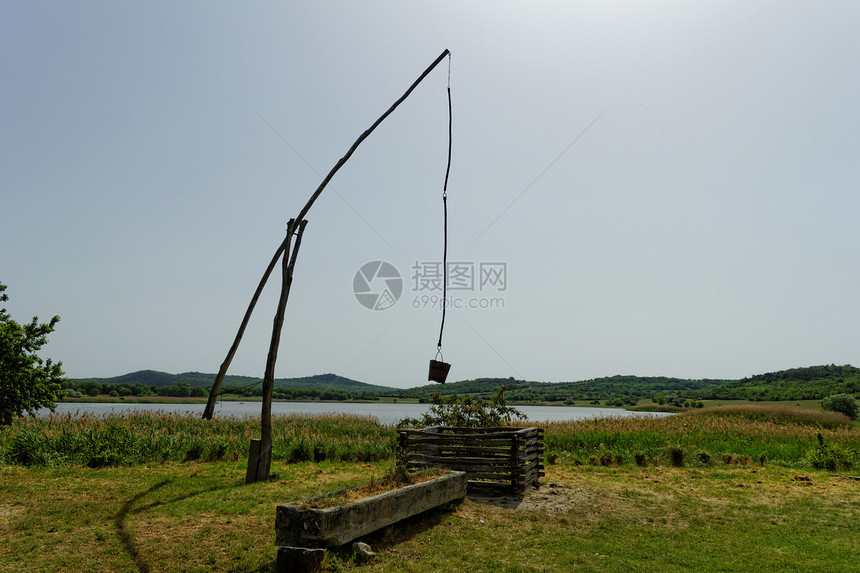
[398,426,544,494]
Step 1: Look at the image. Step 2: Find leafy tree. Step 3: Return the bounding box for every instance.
[821,394,858,421]
[397,386,525,428]
[0,283,66,425]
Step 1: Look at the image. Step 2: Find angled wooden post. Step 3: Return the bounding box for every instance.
[203,237,289,419]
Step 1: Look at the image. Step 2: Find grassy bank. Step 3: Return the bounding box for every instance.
[1,412,396,468]
[2,406,858,470]
[2,406,859,571]
[541,405,859,469]
[2,461,859,572]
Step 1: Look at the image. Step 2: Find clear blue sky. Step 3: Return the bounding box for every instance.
[3,1,859,388]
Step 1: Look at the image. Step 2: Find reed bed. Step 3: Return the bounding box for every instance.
[0,411,397,467]
[685,404,851,428]
[540,405,859,468]
[2,405,857,470]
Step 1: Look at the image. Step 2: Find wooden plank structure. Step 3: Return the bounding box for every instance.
[398,426,544,494]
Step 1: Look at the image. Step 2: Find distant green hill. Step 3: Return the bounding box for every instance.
[73,370,398,394]
[71,364,860,404]
[689,364,860,401]
[394,375,731,404]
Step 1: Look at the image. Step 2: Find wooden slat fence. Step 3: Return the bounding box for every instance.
[398,426,544,494]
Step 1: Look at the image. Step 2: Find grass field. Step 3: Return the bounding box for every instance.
[1,406,859,572]
[2,461,859,572]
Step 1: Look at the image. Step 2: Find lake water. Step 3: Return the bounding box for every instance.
[41,401,671,426]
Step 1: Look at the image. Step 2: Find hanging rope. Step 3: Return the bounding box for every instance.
[436,54,452,360]
[218,378,262,396]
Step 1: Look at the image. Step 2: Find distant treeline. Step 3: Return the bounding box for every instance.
[68,370,393,393]
[63,380,208,399]
[396,368,860,406]
[231,385,382,402]
[63,365,860,404]
[61,379,384,401]
[689,365,860,401]
[396,376,729,407]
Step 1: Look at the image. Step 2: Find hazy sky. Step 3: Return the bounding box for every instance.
[3,1,859,388]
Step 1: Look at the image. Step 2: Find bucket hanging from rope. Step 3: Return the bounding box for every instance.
[429,54,453,384]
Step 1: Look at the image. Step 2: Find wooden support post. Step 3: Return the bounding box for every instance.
[276,546,325,573]
[247,219,308,484]
[246,439,263,485]
[510,433,520,493]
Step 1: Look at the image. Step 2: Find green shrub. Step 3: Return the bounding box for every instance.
[820,394,858,421]
[597,445,622,466]
[806,433,856,471]
[666,445,685,467]
[10,430,61,466]
[183,443,204,462]
[397,386,525,428]
[720,454,747,465]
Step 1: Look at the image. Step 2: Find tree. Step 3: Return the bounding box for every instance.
[0,283,66,425]
[397,386,526,428]
[821,394,858,421]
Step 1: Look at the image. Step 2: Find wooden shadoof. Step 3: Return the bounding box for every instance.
[199,49,453,484]
[398,426,545,494]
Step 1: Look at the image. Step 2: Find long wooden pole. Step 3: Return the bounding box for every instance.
[203,49,451,421]
[203,237,289,419]
[293,49,450,224]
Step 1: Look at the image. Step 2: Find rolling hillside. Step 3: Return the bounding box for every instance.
[71,365,860,403]
[689,364,860,401]
[72,370,398,394]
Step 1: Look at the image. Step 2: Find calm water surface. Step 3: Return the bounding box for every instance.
[42,401,671,426]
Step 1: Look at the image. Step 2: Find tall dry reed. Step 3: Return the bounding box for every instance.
[540,405,859,467]
[0,411,396,467]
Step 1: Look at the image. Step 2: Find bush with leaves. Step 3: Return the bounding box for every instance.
[397,386,526,428]
[820,394,858,421]
[806,432,856,471]
[0,283,65,425]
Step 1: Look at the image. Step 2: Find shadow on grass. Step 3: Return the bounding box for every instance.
[114,477,242,573]
[468,493,525,509]
[325,500,463,562]
[252,560,277,573]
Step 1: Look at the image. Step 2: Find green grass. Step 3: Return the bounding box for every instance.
[540,405,859,469]
[340,465,860,573]
[2,462,859,572]
[3,406,858,471]
[0,412,397,468]
[698,398,825,410]
[2,406,860,571]
[0,460,388,572]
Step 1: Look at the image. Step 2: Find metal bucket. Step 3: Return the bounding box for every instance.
[428,360,451,383]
